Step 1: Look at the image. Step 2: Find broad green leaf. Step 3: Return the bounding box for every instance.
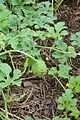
[12,80,22,86]
[0,63,11,77]
[0,82,8,88]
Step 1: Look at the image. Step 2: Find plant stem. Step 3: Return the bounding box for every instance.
[55,0,64,11]
[54,75,66,91]
[52,0,54,16]
[0,111,5,119]
[7,76,10,102]
[0,50,37,62]
[9,52,15,70]
[37,45,71,54]
[1,89,9,120]
[21,58,29,75]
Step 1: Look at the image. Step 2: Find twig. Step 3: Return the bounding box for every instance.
[22,89,33,105]
[0,108,24,120]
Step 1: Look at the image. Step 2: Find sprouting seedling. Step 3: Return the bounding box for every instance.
[69,76,80,93]
[0,62,22,120]
[70,31,80,47]
[58,89,79,119]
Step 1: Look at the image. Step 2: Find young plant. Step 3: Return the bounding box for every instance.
[52,116,70,120]
[58,89,79,119]
[70,31,80,47]
[0,63,22,98]
[69,76,80,93]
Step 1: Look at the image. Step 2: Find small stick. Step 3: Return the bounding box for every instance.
[0,108,24,120]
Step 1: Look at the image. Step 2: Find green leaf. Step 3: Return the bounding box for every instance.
[69,76,80,93]
[10,0,18,5]
[12,80,22,86]
[13,69,21,80]
[0,63,11,77]
[0,82,8,88]
[58,64,72,78]
[68,46,76,58]
[70,31,80,47]
[48,67,57,76]
[26,116,33,120]
[0,72,5,81]
[58,89,78,116]
[70,107,79,119]
[56,40,67,51]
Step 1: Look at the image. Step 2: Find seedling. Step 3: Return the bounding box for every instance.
[70,31,80,47]
[58,89,79,118]
[69,76,80,93]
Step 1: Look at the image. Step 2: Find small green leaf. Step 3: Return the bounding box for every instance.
[68,46,76,58]
[70,108,79,119]
[26,116,33,120]
[13,69,21,80]
[0,63,11,77]
[58,64,72,78]
[70,31,80,47]
[48,67,57,76]
[0,82,8,88]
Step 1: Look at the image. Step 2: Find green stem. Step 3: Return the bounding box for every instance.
[55,0,64,11]
[0,111,5,119]
[7,76,10,102]
[21,58,29,75]
[0,50,37,62]
[9,52,15,70]
[54,75,66,91]
[37,45,71,54]
[1,89,9,120]
[52,0,54,16]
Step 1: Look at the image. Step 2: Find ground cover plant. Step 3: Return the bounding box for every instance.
[0,0,80,120]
